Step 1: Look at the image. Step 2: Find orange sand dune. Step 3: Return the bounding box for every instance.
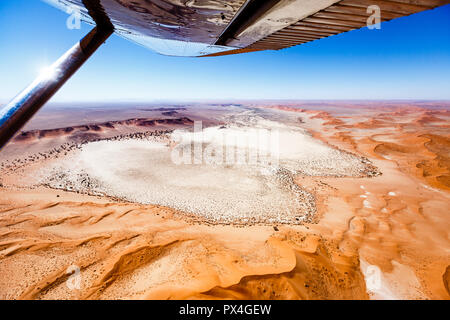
[372,133,450,191]
[0,188,369,300]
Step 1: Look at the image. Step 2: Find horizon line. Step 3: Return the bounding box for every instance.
[2,99,450,106]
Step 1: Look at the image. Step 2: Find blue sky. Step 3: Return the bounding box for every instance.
[0,0,449,102]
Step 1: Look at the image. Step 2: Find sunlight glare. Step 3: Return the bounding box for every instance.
[38,65,58,81]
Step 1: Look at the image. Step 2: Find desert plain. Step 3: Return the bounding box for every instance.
[0,101,449,300]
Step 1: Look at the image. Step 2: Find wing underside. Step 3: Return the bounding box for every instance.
[43,0,450,57]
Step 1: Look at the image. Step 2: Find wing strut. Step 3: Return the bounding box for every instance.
[0,26,112,150]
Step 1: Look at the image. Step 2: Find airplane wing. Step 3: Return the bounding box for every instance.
[43,0,450,57]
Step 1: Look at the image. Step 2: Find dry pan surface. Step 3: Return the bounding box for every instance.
[32,114,375,225]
